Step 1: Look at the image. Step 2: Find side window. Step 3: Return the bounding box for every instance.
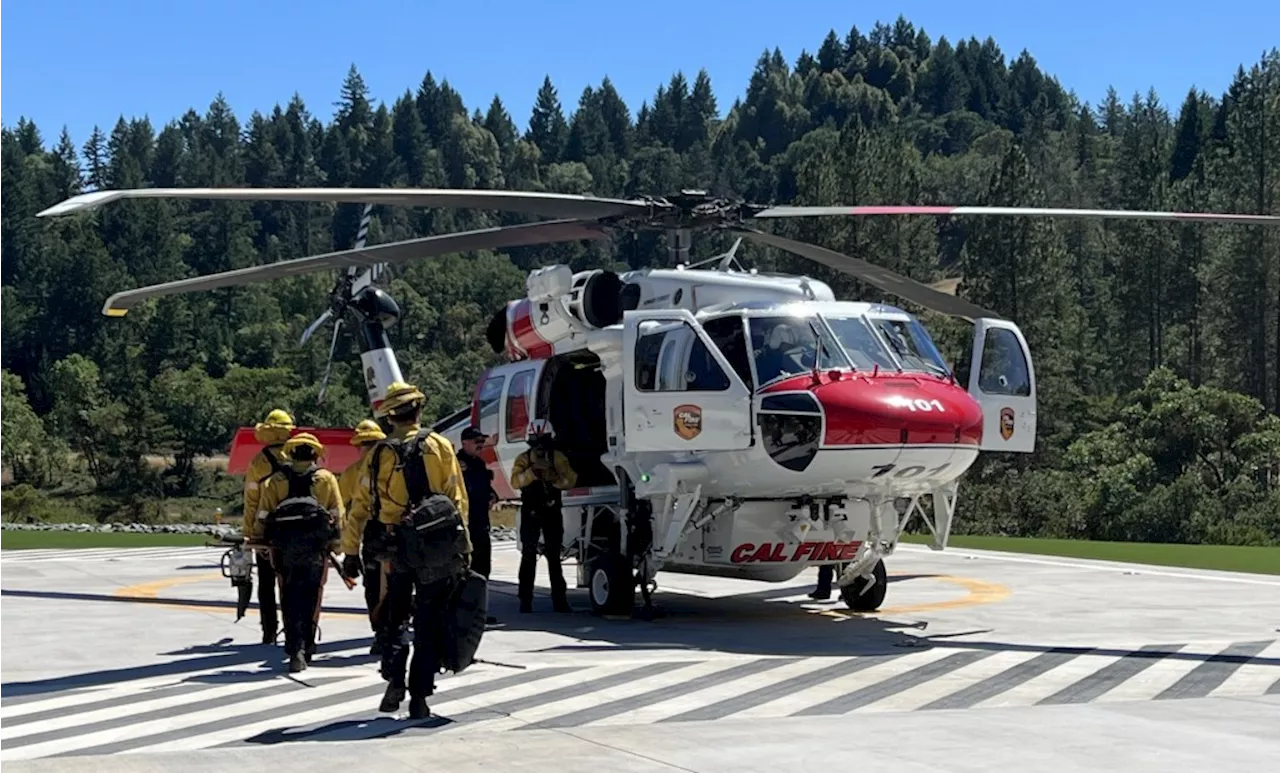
[476,375,505,437]
[703,315,754,388]
[634,326,667,391]
[685,339,731,391]
[505,369,536,442]
[635,320,731,392]
[977,328,1031,396]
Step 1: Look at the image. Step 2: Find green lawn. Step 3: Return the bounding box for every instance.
[901,533,1280,575]
[0,531,211,550]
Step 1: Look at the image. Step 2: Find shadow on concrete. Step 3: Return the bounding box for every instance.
[241,715,450,745]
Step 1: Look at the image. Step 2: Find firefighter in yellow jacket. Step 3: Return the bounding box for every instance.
[256,433,344,673]
[349,381,469,718]
[242,408,294,644]
[337,419,389,654]
[510,419,576,613]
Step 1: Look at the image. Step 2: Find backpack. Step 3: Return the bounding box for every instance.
[262,466,337,569]
[371,429,469,584]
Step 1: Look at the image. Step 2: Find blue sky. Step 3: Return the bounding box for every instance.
[4,0,1277,149]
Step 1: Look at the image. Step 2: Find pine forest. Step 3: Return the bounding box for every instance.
[3,18,1279,546]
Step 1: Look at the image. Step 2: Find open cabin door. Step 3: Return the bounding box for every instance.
[622,309,754,452]
[966,318,1037,453]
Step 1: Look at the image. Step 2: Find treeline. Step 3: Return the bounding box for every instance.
[2,17,1278,543]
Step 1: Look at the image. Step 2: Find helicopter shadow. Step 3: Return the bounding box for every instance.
[480,576,945,658]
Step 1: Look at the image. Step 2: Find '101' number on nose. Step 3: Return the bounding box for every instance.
[900,399,945,412]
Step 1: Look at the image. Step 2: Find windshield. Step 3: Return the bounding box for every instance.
[748,315,847,386]
[868,316,951,375]
[821,316,901,371]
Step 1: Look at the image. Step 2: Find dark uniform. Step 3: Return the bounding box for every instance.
[458,426,495,580]
[339,419,389,655]
[510,420,576,614]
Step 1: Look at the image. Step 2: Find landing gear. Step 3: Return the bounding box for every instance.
[587,553,633,617]
[839,559,887,612]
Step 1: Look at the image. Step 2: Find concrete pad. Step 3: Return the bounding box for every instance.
[3,540,1279,769]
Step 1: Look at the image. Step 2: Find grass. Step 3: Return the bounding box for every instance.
[901,533,1280,575]
[0,531,211,550]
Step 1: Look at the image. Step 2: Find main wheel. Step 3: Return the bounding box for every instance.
[587,553,634,617]
[840,559,888,612]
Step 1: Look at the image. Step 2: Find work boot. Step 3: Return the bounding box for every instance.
[486,615,498,625]
[808,587,831,600]
[380,683,405,713]
[288,652,307,673]
[408,695,430,719]
[262,628,276,645]
[552,595,572,613]
[519,599,532,613]
[304,640,316,664]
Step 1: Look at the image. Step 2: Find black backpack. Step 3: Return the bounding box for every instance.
[371,429,469,584]
[262,466,337,569]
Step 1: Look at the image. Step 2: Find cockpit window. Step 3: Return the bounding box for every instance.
[869,317,950,375]
[748,316,844,386]
[821,316,900,371]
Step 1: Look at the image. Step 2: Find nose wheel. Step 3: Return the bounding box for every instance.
[587,553,634,617]
[839,559,887,612]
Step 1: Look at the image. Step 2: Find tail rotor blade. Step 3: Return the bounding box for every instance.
[300,308,334,345]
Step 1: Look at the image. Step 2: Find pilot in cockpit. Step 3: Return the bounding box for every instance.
[754,322,800,385]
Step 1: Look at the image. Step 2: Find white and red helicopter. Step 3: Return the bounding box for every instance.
[38,187,1280,617]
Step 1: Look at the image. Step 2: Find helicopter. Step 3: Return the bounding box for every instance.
[37,186,1280,618]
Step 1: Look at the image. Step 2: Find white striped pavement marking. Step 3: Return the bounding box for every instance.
[1209,640,1280,697]
[968,652,1128,709]
[727,648,959,719]
[852,649,1046,713]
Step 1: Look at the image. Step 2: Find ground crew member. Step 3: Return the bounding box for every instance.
[257,433,344,673]
[511,419,576,614]
[338,419,390,655]
[458,426,499,625]
[243,408,294,645]
[354,381,469,719]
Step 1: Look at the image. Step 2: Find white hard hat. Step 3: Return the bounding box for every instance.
[527,419,553,437]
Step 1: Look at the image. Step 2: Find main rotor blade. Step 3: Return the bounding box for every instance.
[38,187,653,222]
[751,204,1280,226]
[101,219,610,317]
[732,227,1001,321]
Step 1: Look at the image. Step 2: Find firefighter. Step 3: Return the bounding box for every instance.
[458,426,499,625]
[510,419,576,614]
[338,419,389,655]
[354,381,469,719]
[242,408,294,645]
[256,433,344,673]
[809,565,834,600]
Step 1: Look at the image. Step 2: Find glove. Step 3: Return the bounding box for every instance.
[342,555,362,579]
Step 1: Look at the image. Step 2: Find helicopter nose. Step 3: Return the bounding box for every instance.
[812,374,984,446]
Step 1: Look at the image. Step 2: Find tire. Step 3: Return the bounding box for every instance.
[840,559,887,612]
[587,553,634,617]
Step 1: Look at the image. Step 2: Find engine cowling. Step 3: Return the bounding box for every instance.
[486,267,627,360]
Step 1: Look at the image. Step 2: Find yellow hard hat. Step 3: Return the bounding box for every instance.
[380,381,425,415]
[351,419,387,445]
[255,408,295,432]
[283,432,325,460]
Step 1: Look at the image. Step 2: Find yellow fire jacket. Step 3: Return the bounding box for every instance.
[255,464,346,555]
[242,444,287,539]
[343,424,470,557]
[510,447,577,491]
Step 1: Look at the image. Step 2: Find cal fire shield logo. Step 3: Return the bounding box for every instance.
[999,407,1015,440]
[674,404,703,440]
